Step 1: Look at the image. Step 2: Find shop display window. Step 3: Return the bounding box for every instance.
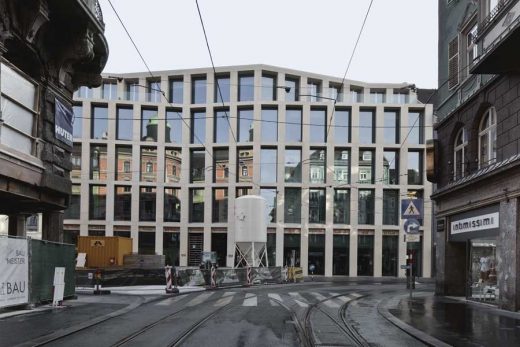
[469,238,498,303]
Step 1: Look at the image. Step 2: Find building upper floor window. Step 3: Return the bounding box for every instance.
[307,80,321,102]
[454,127,467,180]
[466,24,478,72]
[147,80,161,103]
[192,76,207,104]
[448,36,459,89]
[285,76,299,102]
[370,90,385,103]
[126,81,139,101]
[0,62,38,156]
[215,75,230,103]
[479,107,497,168]
[169,78,183,104]
[239,73,254,102]
[102,82,117,100]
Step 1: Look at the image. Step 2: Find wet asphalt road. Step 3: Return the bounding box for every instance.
[0,282,430,347]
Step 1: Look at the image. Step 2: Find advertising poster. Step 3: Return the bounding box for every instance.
[0,237,29,308]
[54,97,74,147]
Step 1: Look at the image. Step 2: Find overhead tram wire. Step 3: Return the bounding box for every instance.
[325,0,375,142]
[107,0,154,78]
[194,0,238,145]
[106,0,230,184]
[106,1,263,189]
[73,114,435,129]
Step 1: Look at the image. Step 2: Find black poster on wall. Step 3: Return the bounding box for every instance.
[54,98,73,147]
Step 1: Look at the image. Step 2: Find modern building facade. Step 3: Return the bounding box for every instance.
[0,0,108,241]
[433,0,520,310]
[68,64,433,277]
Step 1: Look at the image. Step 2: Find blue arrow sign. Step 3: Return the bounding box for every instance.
[404,218,420,234]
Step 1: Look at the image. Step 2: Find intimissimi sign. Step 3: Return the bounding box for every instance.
[451,213,499,234]
[450,205,500,242]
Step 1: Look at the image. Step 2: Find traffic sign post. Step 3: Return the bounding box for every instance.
[403,219,420,234]
[401,198,423,220]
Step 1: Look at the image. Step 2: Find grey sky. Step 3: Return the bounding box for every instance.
[100,0,438,88]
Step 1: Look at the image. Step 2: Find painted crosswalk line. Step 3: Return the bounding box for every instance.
[267,293,282,306]
[311,292,340,308]
[329,293,354,304]
[155,296,184,306]
[289,292,309,307]
[214,292,235,307]
[243,293,257,306]
[186,292,214,306]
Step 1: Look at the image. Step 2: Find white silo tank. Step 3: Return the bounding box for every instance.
[234,195,269,267]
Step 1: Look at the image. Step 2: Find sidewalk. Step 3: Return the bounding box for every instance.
[383,292,520,346]
[0,285,204,320]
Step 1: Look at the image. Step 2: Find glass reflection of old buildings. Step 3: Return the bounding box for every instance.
[68,65,433,277]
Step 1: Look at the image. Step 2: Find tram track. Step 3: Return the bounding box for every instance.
[302,292,370,347]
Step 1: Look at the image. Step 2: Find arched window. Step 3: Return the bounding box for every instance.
[478,107,497,168]
[454,128,467,180]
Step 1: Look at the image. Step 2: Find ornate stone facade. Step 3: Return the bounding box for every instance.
[0,0,108,241]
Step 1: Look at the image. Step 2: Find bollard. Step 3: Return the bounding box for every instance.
[165,265,179,294]
[210,266,217,288]
[165,265,173,293]
[246,266,252,286]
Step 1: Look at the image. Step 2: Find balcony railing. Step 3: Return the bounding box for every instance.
[81,0,104,28]
[476,0,514,38]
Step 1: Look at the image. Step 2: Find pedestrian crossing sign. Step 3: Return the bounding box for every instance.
[401,199,423,219]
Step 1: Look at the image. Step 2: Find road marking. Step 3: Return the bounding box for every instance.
[311,292,340,308]
[243,293,257,306]
[214,292,235,307]
[330,293,353,304]
[186,292,214,306]
[351,293,363,298]
[268,293,282,306]
[289,292,309,307]
[155,296,184,306]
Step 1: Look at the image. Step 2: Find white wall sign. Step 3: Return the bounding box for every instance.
[0,237,29,308]
[451,212,499,235]
[53,267,65,306]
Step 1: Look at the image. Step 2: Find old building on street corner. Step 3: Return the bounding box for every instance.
[0,0,108,241]
[68,64,434,278]
[433,0,520,311]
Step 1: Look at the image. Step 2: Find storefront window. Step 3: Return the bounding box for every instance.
[333,235,349,275]
[382,235,398,276]
[284,233,300,267]
[469,238,497,303]
[358,234,374,276]
[308,234,325,275]
[267,232,276,266]
[163,232,180,266]
[211,233,227,267]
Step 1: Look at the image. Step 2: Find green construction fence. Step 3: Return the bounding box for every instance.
[29,239,76,303]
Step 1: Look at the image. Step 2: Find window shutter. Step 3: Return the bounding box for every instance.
[448,37,459,89]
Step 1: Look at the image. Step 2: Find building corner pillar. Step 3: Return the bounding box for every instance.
[497,198,519,311]
[42,211,64,243]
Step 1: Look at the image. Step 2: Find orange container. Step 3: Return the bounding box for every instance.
[77,236,133,268]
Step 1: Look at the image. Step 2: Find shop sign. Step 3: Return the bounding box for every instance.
[451,212,499,234]
[0,237,29,308]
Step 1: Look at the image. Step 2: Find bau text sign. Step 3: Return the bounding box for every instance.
[0,237,29,308]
